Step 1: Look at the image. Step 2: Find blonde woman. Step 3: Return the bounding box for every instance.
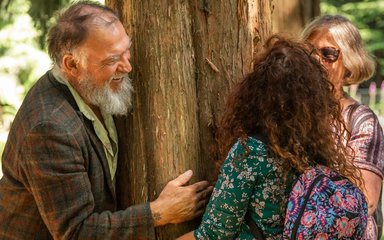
[302,15,384,239]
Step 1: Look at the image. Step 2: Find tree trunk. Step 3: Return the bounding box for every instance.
[106,0,273,239]
[271,0,320,36]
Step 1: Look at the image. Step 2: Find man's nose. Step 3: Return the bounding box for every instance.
[117,55,132,73]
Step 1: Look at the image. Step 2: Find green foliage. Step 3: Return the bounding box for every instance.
[1,0,71,49]
[0,0,52,160]
[0,101,16,116]
[0,0,29,28]
[28,0,72,48]
[1,0,103,49]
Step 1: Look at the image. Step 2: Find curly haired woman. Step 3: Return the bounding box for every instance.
[177,36,363,239]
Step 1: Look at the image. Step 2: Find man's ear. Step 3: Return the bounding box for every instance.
[61,53,80,79]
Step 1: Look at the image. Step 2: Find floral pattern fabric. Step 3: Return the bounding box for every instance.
[283,165,368,239]
[194,137,292,240]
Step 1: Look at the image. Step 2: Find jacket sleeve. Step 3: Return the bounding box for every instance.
[19,120,155,240]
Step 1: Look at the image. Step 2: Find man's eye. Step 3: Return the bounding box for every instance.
[103,60,118,66]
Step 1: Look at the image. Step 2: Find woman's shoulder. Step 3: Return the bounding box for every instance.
[346,103,384,176]
[229,135,266,147]
[345,103,382,129]
[348,103,376,118]
[238,136,268,153]
[226,136,268,163]
[224,136,270,169]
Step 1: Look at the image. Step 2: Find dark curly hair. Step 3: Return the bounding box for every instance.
[216,35,360,184]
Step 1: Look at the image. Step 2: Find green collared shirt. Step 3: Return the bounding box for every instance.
[52,68,118,180]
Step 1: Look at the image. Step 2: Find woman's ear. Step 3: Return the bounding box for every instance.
[343,69,353,84]
[61,53,80,79]
[344,69,352,78]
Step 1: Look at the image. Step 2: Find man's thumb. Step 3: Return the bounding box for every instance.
[173,170,193,186]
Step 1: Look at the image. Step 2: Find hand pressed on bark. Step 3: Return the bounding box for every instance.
[150,170,213,226]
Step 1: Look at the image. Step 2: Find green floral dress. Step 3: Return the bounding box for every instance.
[194,137,292,239]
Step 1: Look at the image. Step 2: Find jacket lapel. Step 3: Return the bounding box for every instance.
[48,72,117,200]
[81,115,116,200]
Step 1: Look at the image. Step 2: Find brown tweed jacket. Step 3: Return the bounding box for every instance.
[0,71,155,239]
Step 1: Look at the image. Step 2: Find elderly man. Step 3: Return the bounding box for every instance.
[0,1,212,239]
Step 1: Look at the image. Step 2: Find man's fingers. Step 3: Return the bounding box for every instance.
[191,180,211,192]
[193,209,205,218]
[171,170,193,186]
[196,196,209,209]
[195,186,213,201]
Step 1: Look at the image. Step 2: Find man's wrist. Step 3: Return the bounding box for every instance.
[150,200,167,227]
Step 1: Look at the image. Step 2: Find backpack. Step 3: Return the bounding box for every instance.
[246,165,368,239]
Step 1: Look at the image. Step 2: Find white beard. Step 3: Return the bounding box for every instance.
[78,73,134,116]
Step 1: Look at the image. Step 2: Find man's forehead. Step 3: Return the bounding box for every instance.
[79,21,131,60]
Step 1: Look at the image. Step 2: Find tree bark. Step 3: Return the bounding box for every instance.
[271,0,320,36]
[107,0,273,239]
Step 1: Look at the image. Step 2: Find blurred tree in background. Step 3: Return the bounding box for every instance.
[27,0,72,48]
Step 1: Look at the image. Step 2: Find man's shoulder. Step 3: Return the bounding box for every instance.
[14,71,81,131]
[25,71,70,103]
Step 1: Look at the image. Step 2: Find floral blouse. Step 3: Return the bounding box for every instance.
[194,137,292,239]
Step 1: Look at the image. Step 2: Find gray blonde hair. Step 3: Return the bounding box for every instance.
[301,15,376,85]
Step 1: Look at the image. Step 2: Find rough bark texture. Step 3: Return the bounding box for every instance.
[191,1,273,185]
[108,2,201,238]
[271,0,320,36]
[106,0,273,239]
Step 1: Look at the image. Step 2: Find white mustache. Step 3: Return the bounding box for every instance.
[110,74,130,82]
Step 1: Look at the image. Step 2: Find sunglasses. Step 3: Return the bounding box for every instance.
[313,46,340,63]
